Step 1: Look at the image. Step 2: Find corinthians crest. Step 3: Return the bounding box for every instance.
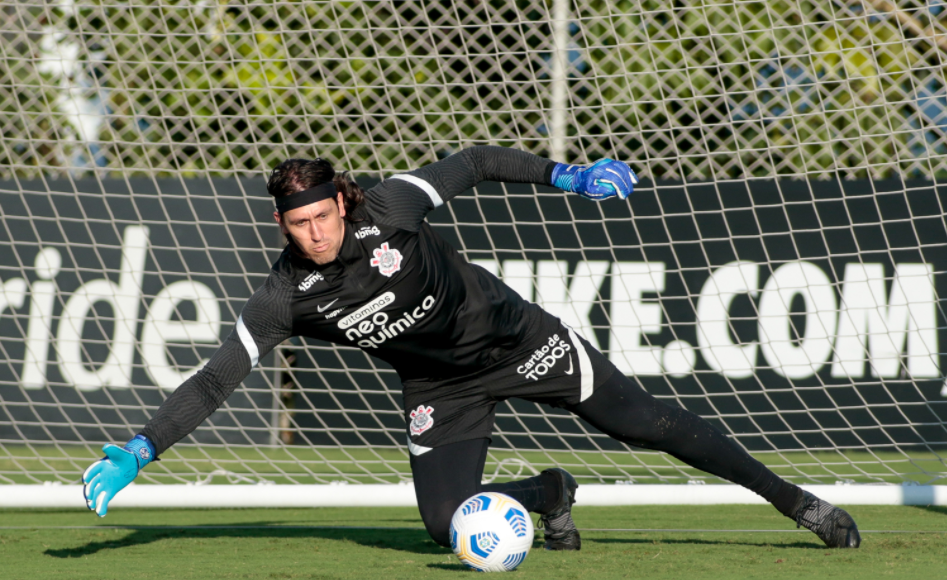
[409,405,434,436]
[370,242,403,277]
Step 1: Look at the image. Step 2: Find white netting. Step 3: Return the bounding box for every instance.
[0,0,945,488]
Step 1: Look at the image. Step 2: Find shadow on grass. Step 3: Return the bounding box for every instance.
[426,563,469,572]
[588,537,826,549]
[913,505,947,517]
[44,525,835,560]
[44,523,447,558]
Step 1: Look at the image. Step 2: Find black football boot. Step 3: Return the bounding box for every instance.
[792,490,861,548]
[538,468,580,551]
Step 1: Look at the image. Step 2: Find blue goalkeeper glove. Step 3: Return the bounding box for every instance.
[551,158,638,200]
[82,434,155,517]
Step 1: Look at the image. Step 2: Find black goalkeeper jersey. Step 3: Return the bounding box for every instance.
[141,146,557,455]
[277,216,544,380]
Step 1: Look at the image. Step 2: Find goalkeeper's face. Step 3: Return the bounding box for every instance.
[274,193,347,264]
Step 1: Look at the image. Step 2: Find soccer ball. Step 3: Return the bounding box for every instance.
[449,492,534,572]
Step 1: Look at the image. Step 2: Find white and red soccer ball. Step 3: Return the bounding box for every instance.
[449,492,534,572]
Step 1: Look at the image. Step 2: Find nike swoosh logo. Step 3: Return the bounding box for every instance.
[317,298,339,313]
[564,353,574,375]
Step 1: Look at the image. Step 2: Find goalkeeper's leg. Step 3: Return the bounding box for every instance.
[410,438,576,549]
[566,370,860,548]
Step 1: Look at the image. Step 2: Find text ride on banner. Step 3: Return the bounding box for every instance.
[4,226,221,391]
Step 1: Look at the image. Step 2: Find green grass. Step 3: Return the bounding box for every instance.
[1,505,945,579]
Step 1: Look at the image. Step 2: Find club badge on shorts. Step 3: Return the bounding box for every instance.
[370,242,403,277]
[409,405,434,436]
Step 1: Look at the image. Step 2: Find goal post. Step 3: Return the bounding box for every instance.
[1,1,946,506]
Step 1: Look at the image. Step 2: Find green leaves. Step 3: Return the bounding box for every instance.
[2,0,945,178]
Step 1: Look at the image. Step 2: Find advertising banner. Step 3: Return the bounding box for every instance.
[0,178,277,444]
[1,178,944,451]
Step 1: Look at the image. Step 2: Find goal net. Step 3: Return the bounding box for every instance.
[1,1,945,495]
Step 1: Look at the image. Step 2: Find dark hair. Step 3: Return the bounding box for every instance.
[266,158,365,218]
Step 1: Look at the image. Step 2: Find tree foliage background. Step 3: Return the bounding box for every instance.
[2,0,946,179]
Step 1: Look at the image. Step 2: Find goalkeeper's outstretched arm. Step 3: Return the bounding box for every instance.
[406,145,559,201]
[82,273,293,516]
[408,145,637,202]
[364,146,638,232]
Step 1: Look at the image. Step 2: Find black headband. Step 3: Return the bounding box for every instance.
[275,182,338,214]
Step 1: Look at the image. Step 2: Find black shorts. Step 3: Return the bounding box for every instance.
[401,318,615,455]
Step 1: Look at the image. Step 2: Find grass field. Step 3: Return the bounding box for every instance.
[2,505,944,579]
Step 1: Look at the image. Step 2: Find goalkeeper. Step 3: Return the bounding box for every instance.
[82,146,860,550]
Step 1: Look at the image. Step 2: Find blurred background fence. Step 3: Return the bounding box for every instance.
[4,0,947,179]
